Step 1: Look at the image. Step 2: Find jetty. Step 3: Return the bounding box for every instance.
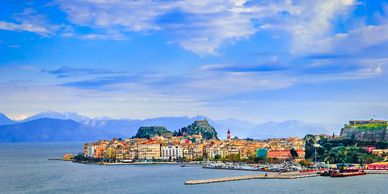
[365,170,388,174]
[185,172,319,185]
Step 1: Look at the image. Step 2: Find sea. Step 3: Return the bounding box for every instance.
[0,142,387,194]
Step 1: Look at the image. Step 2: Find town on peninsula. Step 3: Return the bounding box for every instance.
[65,118,388,178]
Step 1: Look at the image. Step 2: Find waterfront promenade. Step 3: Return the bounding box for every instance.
[101,161,179,165]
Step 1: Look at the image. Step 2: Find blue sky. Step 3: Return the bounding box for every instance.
[0,0,388,125]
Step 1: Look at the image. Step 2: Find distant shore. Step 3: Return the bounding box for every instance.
[69,160,204,166]
[101,161,180,165]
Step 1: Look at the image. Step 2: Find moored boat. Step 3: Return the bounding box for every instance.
[330,169,366,177]
[319,170,331,176]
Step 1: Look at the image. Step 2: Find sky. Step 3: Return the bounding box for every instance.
[0,0,388,125]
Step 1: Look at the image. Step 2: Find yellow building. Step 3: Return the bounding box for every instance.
[191,134,203,143]
[226,144,241,156]
[372,149,388,157]
[129,143,139,160]
[206,143,228,159]
[183,144,204,160]
[63,153,74,161]
[115,143,130,161]
[103,144,116,159]
[138,143,161,160]
[83,143,89,157]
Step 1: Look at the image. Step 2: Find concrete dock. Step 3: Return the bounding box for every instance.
[185,172,319,185]
[365,170,388,174]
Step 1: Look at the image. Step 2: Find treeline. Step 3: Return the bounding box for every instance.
[304,134,387,164]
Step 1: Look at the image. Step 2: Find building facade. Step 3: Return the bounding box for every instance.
[138,143,161,160]
[267,149,305,159]
[161,145,183,161]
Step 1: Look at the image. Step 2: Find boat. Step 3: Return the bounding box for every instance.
[330,169,366,177]
[319,170,332,176]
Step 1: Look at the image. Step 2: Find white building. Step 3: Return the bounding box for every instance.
[86,144,96,158]
[161,145,183,161]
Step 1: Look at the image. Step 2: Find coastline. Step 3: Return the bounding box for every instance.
[101,161,180,165]
[65,159,388,174]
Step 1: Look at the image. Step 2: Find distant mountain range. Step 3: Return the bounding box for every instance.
[0,118,118,142]
[0,113,16,125]
[23,110,90,123]
[0,111,335,142]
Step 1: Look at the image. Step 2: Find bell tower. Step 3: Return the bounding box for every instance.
[227,129,231,141]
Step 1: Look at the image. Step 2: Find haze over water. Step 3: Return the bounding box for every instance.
[0,142,386,194]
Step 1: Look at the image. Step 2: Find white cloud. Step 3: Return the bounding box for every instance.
[331,24,388,51]
[175,8,257,55]
[0,8,60,36]
[79,32,127,40]
[57,0,169,31]
[0,21,52,36]
[2,0,386,57]
[55,0,294,55]
[286,0,357,52]
[293,23,388,58]
[54,0,367,55]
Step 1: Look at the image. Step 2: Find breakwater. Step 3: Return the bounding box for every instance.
[185,172,319,185]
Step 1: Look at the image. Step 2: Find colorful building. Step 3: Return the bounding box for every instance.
[267,149,305,159]
[371,149,388,157]
[138,143,161,160]
[256,148,267,158]
[368,162,388,170]
[82,134,307,162]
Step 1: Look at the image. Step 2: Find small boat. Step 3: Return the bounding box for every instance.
[320,170,331,176]
[330,169,366,177]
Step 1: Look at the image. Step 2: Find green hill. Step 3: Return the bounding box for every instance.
[179,120,218,140]
[134,126,173,138]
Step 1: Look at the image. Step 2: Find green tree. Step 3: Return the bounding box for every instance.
[195,156,204,161]
[290,148,299,158]
[304,134,316,159]
[323,146,382,164]
[226,154,240,162]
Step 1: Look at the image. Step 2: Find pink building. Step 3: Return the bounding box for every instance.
[368,162,388,170]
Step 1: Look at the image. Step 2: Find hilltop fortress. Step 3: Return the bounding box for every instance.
[340,119,388,142]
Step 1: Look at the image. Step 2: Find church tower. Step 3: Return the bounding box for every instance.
[227,129,231,141]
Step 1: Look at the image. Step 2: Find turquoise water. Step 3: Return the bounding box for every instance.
[0,142,387,194]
